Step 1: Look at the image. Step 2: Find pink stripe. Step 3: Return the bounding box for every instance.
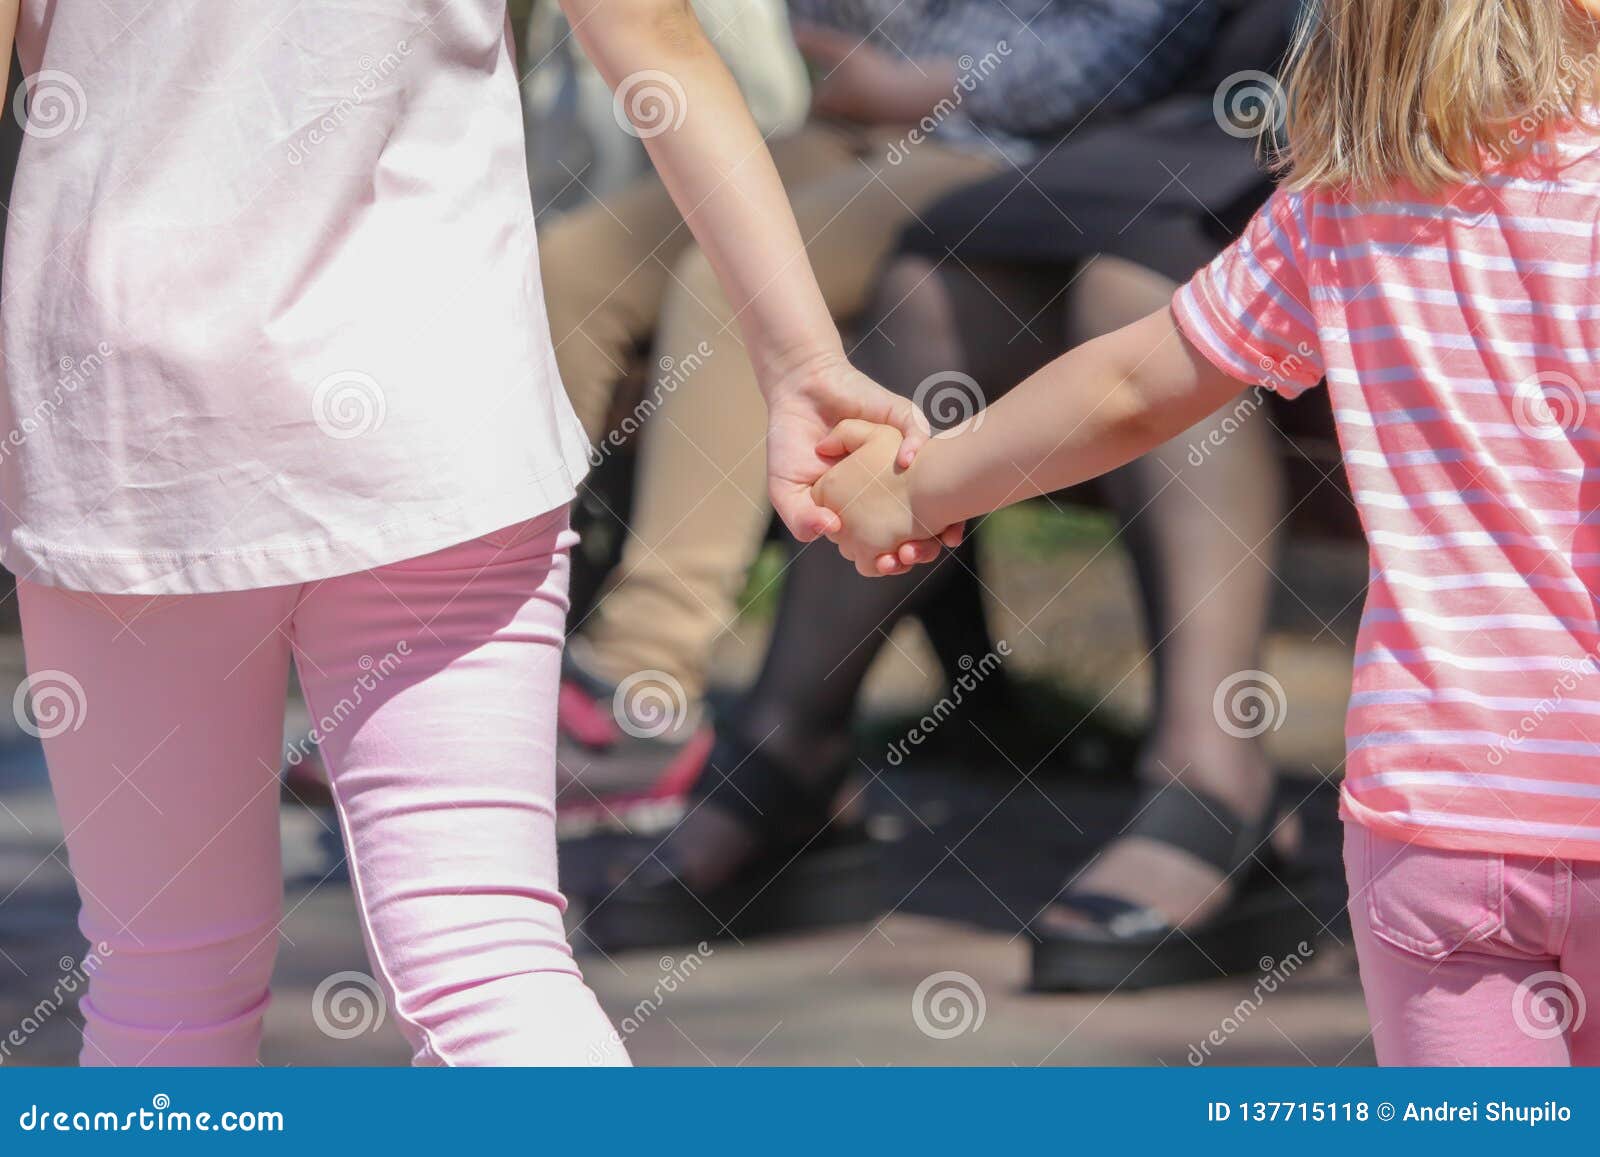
[1178,160,1600,862]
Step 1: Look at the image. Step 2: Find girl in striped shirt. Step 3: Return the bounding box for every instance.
[811,0,1600,1064]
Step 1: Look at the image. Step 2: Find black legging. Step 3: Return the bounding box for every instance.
[728,252,1287,828]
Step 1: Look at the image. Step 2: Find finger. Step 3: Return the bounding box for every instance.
[938,522,966,549]
[880,395,932,468]
[815,418,883,458]
[898,538,942,567]
[809,479,840,520]
[773,485,838,543]
[874,552,902,575]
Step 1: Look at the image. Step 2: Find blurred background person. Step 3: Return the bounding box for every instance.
[586,0,1324,994]
[521,0,811,212]
[546,0,1226,833]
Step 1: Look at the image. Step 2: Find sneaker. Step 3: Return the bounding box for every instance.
[555,647,712,838]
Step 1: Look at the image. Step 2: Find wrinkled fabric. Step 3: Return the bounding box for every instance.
[1,2,589,594]
[22,508,628,1066]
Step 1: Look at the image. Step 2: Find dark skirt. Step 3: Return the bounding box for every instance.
[898,0,1299,280]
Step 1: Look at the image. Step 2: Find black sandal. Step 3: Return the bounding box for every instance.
[576,735,883,953]
[1030,782,1324,991]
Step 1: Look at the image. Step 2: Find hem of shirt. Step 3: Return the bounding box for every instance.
[1340,787,1600,865]
[0,458,589,596]
[1170,282,1319,400]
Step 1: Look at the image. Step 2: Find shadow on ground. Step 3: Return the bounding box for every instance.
[0,717,1368,1068]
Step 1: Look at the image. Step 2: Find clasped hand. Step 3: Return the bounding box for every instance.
[811,419,959,577]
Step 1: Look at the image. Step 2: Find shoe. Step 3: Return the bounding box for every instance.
[1029,782,1326,991]
[577,734,883,952]
[555,650,712,838]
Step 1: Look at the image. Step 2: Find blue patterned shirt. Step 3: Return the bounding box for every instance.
[788,0,1223,157]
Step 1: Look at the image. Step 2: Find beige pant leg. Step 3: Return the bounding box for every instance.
[539,124,858,439]
[582,132,1000,701]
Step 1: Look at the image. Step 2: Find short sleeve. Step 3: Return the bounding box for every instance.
[1171,187,1325,398]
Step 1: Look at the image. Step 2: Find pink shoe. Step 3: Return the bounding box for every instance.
[555,652,712,838]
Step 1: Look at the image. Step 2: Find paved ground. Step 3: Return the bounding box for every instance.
[0,536,1376,1067]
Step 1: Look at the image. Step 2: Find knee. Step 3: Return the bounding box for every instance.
[83,919,278,1033]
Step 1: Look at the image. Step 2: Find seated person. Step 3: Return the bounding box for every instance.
[543,0,1226,831]
[584,0,1317,994]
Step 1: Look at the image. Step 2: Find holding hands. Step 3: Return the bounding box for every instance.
[811,419,961,576]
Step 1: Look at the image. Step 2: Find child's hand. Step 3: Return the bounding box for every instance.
[810,419,938,576]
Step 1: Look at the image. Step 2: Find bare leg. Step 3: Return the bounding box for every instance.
[1041,256,1288,931]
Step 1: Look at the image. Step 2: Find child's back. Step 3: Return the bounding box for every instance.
[0,3,592,594]
[1179,135,1600,861]
[810,0,1600,1065]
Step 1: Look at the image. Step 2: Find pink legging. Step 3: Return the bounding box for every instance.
[1345,822,1600,1065]
[18,506,627,1066]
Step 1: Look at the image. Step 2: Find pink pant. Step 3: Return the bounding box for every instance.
[1345,822,1599,1065]
[18,507,627,1066]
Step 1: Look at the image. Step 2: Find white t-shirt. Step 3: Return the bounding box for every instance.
[0,1,592,594]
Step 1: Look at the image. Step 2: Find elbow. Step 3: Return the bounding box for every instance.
[1111,364,1175,456]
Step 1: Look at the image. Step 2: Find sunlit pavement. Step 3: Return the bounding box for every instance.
[0,538,1375,1066]
[0,730,1369,1068]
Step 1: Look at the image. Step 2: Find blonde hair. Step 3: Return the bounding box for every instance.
[1278,0,1600,194]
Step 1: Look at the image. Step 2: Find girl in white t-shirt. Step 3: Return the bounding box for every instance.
[0,0,934,1065]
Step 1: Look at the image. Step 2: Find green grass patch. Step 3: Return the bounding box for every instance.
[735,501,1115,623]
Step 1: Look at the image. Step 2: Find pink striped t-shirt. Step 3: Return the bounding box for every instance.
[1174,136,1600,862]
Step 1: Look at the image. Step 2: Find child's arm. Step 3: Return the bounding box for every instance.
[815,306,1252,568]
[558,0,936,545]
[912,307,1248,529]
